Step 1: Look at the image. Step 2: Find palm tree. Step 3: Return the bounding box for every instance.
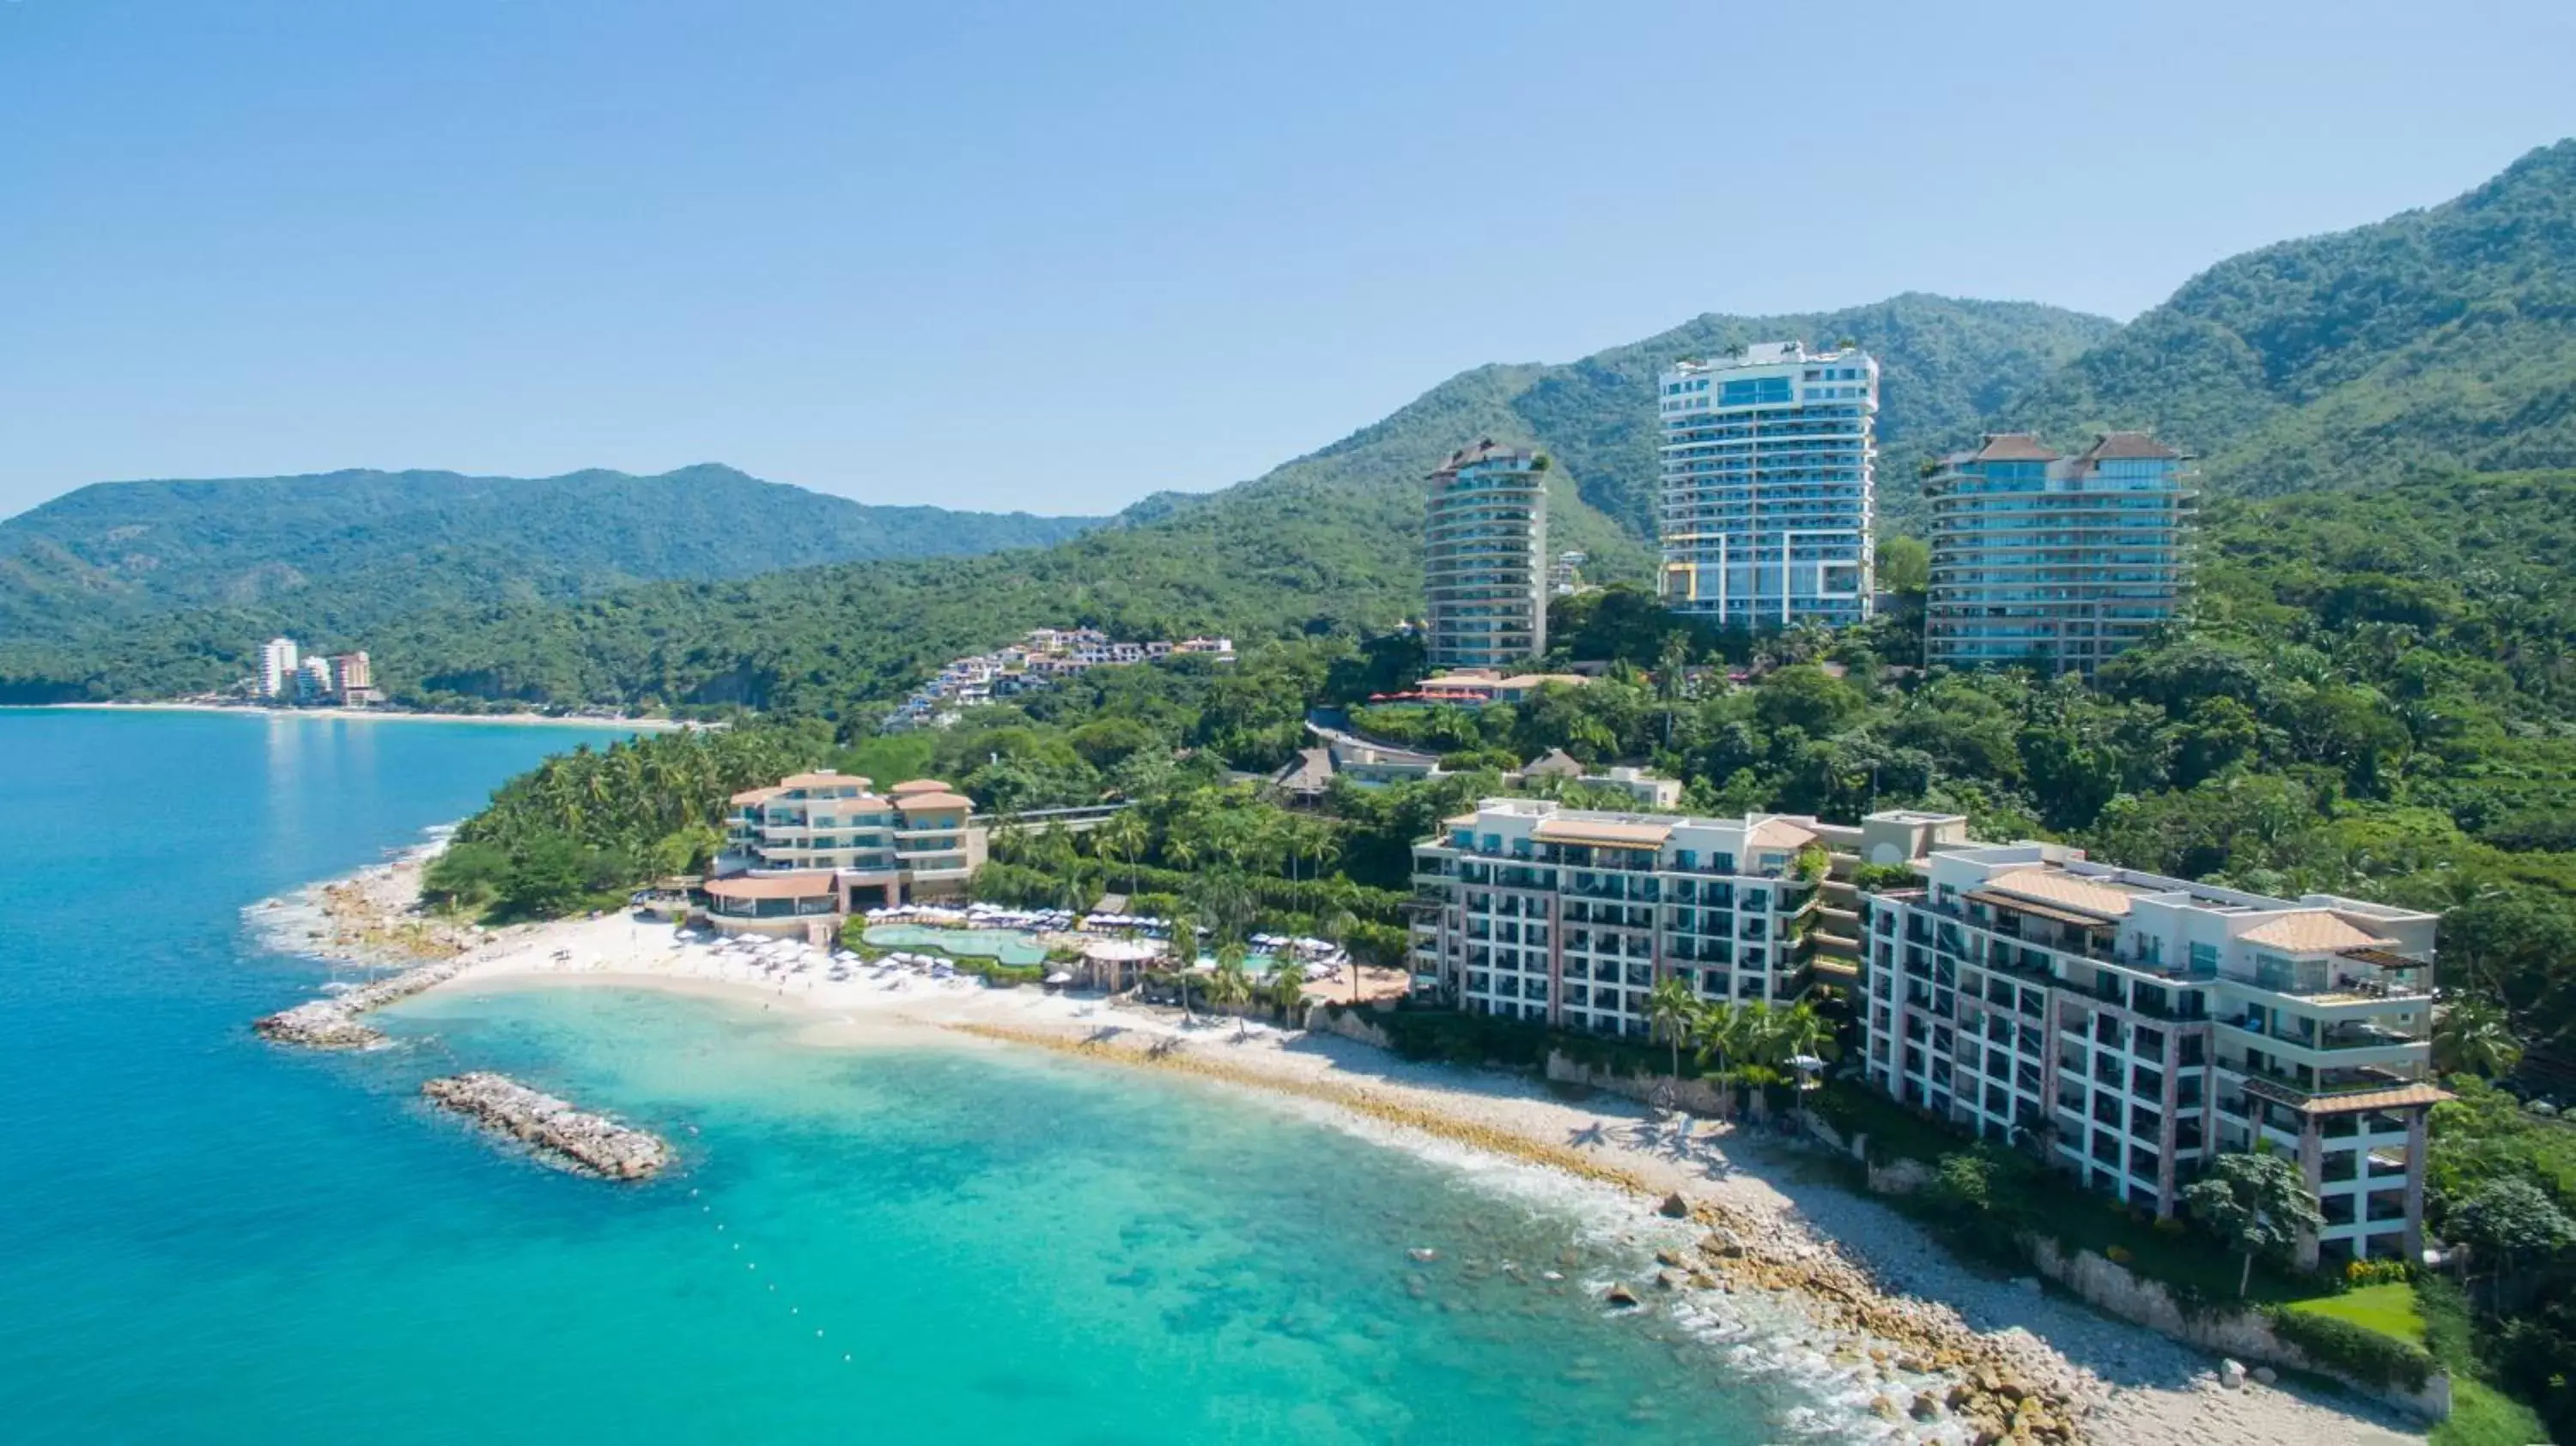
[1268,960,1308,1024]
[1656,631,1692,750]
[1163,908,1200,1022]
[1319,880,1363,1005]
[1691,999,1742,1110]
[1647,975,1700,1079]
[1097,810,1149,896]
[2433,997,2524,1078]
[1208,944,1254,1038]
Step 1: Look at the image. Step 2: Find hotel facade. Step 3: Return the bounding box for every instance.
[1923,432,2193,675]
[1407,801,1970,1037]
[1861,843,2440,1264]
[1423,440,1548,671]
[708,771,982,932]
[1658,342,1879,631]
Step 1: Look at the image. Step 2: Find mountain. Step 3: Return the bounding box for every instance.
[0,295,2110,708]
[2002,139,2576,494]
[1122,294,2114,541]
[0,464,1101,641]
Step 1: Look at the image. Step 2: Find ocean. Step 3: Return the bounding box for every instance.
[0,709,1851,1444]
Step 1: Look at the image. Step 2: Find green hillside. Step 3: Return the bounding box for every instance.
[0,297,2108,708]
[2004,138,2576,493]
[0,463,1100,641]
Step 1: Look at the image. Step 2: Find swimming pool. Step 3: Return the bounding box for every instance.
[862,924,1053,967]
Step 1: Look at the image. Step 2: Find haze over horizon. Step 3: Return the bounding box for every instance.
[3,0,2572,519]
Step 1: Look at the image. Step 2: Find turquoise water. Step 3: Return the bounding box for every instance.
[864,923,1055,966]
[0,709,1825,1444]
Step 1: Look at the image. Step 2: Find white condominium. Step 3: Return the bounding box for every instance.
[259,637,300,700]
[1424,440,1547,671]
[1658,342,1878,630]
[1408,800,1966,1036]
[1862,842,2440,1265]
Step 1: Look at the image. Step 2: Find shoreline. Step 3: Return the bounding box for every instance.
[270,842,2422,1446]
[33,701,688,730]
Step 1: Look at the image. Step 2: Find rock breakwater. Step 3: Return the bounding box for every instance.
[253,957,474,1048]
[422,1072,671,1180]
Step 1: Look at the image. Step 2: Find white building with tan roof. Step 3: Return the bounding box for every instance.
[1862,841,2440,1264]
[1408,799,1885,1038]
[708,769,984,933]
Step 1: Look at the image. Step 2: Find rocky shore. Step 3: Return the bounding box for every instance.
[253,956,474,1048]
[422,1072,671,1180]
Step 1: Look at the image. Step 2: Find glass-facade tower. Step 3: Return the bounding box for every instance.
[1424,440,1547,671]
[1657,342,1878,630]
[1923,432,2193,675]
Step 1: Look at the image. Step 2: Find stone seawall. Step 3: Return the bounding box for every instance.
[253,957,473,1048]
[422,1072,671,1181]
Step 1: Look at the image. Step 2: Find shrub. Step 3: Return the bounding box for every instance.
[2344,1257,2415,1287]
[2268,1306,2435,1392]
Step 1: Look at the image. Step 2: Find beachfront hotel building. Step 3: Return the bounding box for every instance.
[1923,432,2194,675]
[1658,343,1879,631]
[1860,843,2440,1264]
[1406,801,1972,1037]
[1424,440,1548,671]
[707,772,983,932]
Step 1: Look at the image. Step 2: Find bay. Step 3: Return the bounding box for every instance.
[0,709,1828,1444]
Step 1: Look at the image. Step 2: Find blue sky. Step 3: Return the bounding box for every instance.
[3,1,2570,519]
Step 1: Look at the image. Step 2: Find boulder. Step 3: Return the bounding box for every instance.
[2218,1358,2246,1389]
[1657,1193,1691,1218]
[2250,1365,2276,1386]
[1603,1282,1641,1308]
[1911,1392,1945,1422]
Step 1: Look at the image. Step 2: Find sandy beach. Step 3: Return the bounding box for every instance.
[273,845,2425,1446]
[46,700,690,730]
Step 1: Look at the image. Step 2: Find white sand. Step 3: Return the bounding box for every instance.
[392,910,2421,1446]
[49,700,689,730]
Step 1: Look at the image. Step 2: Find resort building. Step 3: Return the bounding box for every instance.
[1407,801,1966,1036]
[1923,432,2194,675]
[1860,842,2440,1264]
[708,771,983,933]
[1397,669,1591,706]
[1658,342,1879,631]
[259,637,301,700]
[1424,440,1548,671]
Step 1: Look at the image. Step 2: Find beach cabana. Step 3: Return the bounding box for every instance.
[1078,939,1163,993]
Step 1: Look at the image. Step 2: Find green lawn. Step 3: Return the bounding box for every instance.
[2287,1282,2427,1344]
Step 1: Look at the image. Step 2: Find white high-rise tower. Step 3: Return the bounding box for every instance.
[259,637,300,700]
[1657,342,1879,630]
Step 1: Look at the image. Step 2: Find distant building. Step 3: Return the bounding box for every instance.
[1923,433,2194,675]
[295,657,332,703]
[1659,342,1878,630]
[259,637,300,701]
[1424,440,1547,671]
[1550,550,1587,595]
[708,771,983,933]
[327,652,380,705]
[1862,839,2439,1265]
[1401,669,1590,706]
